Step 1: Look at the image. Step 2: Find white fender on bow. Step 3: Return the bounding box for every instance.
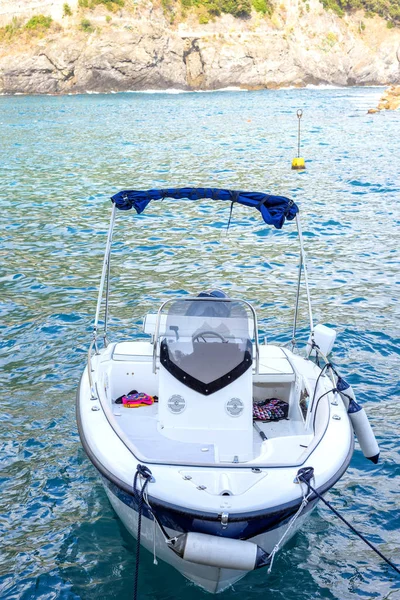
[337,376,380,464]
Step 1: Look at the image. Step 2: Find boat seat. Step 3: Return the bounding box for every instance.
[143,314,167,337]
[112,341,153,361]
[256,345,295,383]
[255,371,296,383]
[108,344,158,399]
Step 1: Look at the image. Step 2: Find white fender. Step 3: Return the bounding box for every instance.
[306,324,337,357]
[337,377,380,464]
[169,532,270,571]
[348,405,380,463]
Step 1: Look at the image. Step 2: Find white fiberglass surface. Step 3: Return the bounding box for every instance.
[111,400,310,466]
[98,342,330,467]
[112,403,217,463]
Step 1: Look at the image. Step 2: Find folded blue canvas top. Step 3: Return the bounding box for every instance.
[111,187,298,230]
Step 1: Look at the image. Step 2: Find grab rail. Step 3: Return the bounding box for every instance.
[87,339,98,400]
[93,202,116,343]
[295,213,314,338]
[152,297,259,374]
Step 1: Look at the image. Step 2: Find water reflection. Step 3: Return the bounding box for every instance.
[0,87,399,599]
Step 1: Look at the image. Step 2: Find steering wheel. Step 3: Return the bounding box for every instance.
[192,330,227,343]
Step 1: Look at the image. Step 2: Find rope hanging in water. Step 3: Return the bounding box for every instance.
[267,473,312,573]
[296,467,400,576]
[133,464,154,600]
[292,110,306,170]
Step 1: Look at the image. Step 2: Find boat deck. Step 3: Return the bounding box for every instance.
[102,341,313,466]
[112,402,312,465]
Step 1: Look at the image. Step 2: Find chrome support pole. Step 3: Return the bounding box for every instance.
[153,298,169,374]
[93,203,116,346]
[295,213,314,336]
[292,250,303,346]
[87,339,98,400]
[103,232,113,347]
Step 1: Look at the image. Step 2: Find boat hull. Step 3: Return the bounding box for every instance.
[101,473,318,593]
[76,352,354,593]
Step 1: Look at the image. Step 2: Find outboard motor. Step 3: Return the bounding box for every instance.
[185,289,231,318]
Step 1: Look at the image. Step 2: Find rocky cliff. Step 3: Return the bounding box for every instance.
[368,84,400,111]
[1,0,400,94]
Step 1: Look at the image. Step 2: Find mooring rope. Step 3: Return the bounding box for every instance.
[267,479,311,573]
[297,467,400,576]
[133,464,153,600]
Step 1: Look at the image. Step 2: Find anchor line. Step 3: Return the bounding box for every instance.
[297,468,400,576]
[267,477,312,573]
[133,464,154,600]
[310,361,331,407]
[140,472,178,562]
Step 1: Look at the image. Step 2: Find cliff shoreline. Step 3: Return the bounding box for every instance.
[1,0,400,95]
[0,83,389,97]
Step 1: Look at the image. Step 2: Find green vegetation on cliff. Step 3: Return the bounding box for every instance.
[178,0,399,25]
[0,14,53,41]
[322,0,400,26]
[0,0,399,45]
[166,0,273,24]
[25,14,53,29]
[63,3,73,16]
[180,0,273,18]
[78,0,124,9]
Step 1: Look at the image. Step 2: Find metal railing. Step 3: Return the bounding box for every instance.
[152,296,260,374]
[88,201,315,384]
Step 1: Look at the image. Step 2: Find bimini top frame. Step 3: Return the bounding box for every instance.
[90,187,314,359]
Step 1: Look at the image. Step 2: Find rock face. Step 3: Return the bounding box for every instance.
[368,84,400,112]
[377,85,400,109]
[1,0,400,94]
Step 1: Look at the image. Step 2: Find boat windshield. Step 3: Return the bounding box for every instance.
[159,298,254,394]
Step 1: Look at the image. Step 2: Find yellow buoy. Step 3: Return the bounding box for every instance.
[292,109,306,170]
[292,157,306,170]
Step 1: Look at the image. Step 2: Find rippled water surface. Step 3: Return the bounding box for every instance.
[1,88,399,600]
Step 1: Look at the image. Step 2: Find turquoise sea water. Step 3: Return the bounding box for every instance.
[0,88,399,600]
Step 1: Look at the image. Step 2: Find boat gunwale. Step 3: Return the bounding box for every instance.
[82,342,346,470]
[76,372,355,524]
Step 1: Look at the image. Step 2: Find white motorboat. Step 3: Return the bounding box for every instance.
[77,187,379,593]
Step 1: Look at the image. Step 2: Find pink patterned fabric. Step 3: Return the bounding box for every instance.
[253,398,289,421]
